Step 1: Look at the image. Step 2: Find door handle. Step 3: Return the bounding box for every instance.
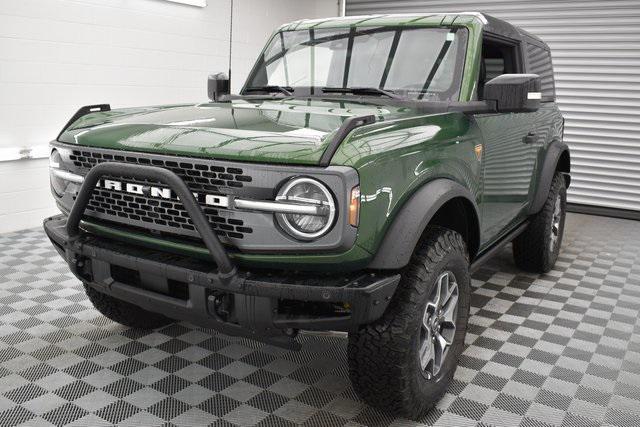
[523,132,537,144]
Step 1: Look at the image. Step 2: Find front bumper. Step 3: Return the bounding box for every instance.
[44,215,399,349]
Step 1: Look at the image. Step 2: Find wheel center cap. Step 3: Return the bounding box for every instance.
[431,316,443,332]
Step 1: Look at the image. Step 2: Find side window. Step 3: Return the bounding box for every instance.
[527,44,555,101]
[477,37,520,100]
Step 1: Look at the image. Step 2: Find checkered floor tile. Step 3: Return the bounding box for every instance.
[0,213,639,426]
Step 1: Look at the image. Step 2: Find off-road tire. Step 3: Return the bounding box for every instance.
[84,284,173,329]
[513,172,567,273]
[347,227,471,419]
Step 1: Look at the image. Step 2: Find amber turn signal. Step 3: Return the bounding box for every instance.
[349,186,360,227]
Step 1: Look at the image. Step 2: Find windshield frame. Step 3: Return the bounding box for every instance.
[241,25,470,102]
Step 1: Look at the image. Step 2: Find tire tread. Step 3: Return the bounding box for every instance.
[513,173,566,273]
[348,227,470,418]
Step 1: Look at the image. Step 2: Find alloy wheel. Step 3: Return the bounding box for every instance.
[419,271,459,379]
[550,193,562,252]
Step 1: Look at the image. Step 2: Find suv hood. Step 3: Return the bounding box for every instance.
[58,99,421,165]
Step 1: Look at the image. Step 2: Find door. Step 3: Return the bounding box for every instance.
[475,36,538,246]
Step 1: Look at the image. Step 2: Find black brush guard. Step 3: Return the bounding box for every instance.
[44,162,399,349]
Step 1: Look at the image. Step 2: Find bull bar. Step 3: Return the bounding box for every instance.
[44,162,400,349]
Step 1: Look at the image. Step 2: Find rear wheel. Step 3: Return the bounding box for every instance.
[347,227,470,419]
[84,284,173,329]
[513,172,567,273]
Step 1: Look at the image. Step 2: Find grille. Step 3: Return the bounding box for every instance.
[86,184,253,239]
[69,150,252,194]
[69,150,255,241]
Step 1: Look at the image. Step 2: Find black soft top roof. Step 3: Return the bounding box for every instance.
[481,13,549,50]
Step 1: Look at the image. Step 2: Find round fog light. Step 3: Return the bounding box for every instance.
[275,177,336,240]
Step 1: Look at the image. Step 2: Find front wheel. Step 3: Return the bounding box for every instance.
[513,172,567,273]
[347,227,470,419]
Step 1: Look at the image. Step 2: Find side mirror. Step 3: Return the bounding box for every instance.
[484,74,541,113]
[208,72,230,101]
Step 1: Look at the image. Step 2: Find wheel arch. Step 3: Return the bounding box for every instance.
[529,139,571,215]
[367,179,480,270]
[557,149,571,185]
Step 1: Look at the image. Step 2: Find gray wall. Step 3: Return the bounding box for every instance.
[347,0,640,214]
[0,0,338,233]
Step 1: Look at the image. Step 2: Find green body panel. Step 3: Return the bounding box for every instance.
[54,13,564,272]
[59,100,412,165]
[476,103,563,247]
[331,112,482,254]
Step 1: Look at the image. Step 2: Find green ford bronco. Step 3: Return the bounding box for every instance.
[44,12,570,417]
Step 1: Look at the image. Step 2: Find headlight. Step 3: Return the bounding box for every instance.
[49,149,66,197]
[275,177,336,240]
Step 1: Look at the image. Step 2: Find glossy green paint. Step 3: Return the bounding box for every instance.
[331,112,482,255]
[59,100,420,165]
[477,102,563,247]
[53,14,563,271]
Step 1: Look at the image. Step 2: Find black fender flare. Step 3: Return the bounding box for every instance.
[528,140,571,215]
[367,179,480,270]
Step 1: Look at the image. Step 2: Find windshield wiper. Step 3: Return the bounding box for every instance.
[322,86,401,99]
[244,85,293,96]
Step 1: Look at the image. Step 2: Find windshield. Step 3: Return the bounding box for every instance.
[244,26,468,101]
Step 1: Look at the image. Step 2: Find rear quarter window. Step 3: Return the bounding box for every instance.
[527,43,555,102]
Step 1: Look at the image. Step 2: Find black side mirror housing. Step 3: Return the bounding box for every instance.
[208,72,230,101]
[484,74,541,113]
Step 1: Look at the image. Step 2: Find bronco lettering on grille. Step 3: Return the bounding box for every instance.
[95,179,229,208]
